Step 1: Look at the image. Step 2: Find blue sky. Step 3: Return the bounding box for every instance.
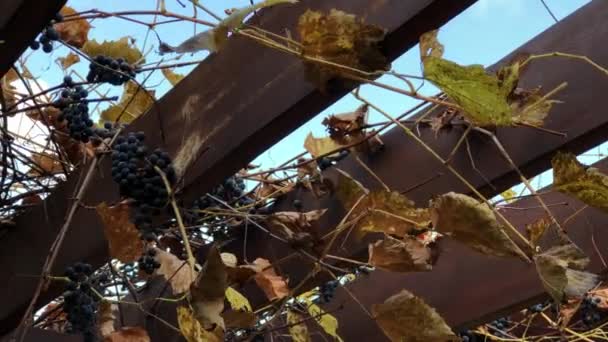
[21,0,592,174]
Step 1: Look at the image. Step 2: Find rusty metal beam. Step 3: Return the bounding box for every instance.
[0,0,477,336]
[0,328,81,342]
[0,0,66,77]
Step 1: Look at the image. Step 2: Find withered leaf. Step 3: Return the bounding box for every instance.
[154,249,197,294]
[28,152,64,176]
[526,216,551,247]
[335,171,368,210]
[162,68,185,86]
[430,192,528,260]
[534,243,598,302]
[358,191,430,238]
[246,258,289,301]
[222,310,256,329]
[298,291,343,342]
[96,202,143,263]
[298,9,389,90]
[288,310,311,342]
[368,236,435,273]
[267,209,327,237]
[177,306,224,342]
[103,327,150,342]
[254,177,295,200]
[54,6,91,48]
[57,52,81,69]
[100,81,155,124]
[560,298,582,328]
[97,300,115,337]
[552,152,608,212]
[322,104,368,147]
[82,37,144,64]
[588,285,608,310]
[304,133,343,159]
[225,287,252,312]
[221,253,238,268]
[190,245,227,330]
[419,30,444,59]
[372,289,458,342]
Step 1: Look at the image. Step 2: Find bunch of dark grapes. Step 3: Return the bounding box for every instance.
[138,248,160,275]
[458,330,484,342]
[90,122,121,147]
[110,131,176,241]
[87,56,136,86]
[30,13,63,53]
[55,76,94,142]
[63,262,99,342]
[581,295,604,327]
[317,280,339,304]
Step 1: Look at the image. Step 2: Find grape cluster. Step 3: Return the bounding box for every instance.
[55,76,94,143]
[110,131,176,241]
[458,330,484,342]
[63,262,99,342]
[191,176,247,212]
[87,56,136,86]
[317,280,339,304]
[581,295,604,327]
[29,13,63,53]
[138,249,161,275]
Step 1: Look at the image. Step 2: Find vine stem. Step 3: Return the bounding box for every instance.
[354,93,534,259]
[154,166,195,273]
[522,52,608,76]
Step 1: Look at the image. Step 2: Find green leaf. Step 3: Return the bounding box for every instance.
[430,192,528,260]
[99,81,155,124]
[225,287,251,312]
[552,152,608,212]
[82,37,144,64]
[287,310,311,342]
[534,243,598,302]
[372,289,458,342]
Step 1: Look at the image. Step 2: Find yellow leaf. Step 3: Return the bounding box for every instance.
[526,216,551,247]
[82,37,144,64]
[162,68,185,86]
[100,81,155,124]
[534,243,598,302]
[304,133,342,158]
[177,306,224,342]
[103,327,150,342]
[372,289,458,342]
[552,152,608,212]
[154,249,197,294]
[287,310,311,342]
[57,52,81,69]
[298,9,389,90]
[368,236,435,273]
[55,6,91,48]
[306,302,343,342]
[225,287,252,311]
[500,189,517,203]
[190,245,227,330]
[28,152,64,176]
[95,202,143,263]
[430,192,529,260]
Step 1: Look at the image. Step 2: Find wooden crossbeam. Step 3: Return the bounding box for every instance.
[0,0,66,77]
[0,0,477,336]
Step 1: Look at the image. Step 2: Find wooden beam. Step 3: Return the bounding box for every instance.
[0,0,66,77]
[0,0,477,336]
[1,328,82,342]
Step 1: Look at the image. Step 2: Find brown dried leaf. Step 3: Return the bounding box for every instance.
[82,37,144,64]
[190,245,227,330]
[304,133,342,159]
[430,192,528,260]
[177,306,224,342]
[162,68,185,86]
[57,52,81,69]
[368,236,435,273]
[97,300,115,337]
[100,81,155,124]
[372,289,458,342]
[254,177,295,200]
[223,310,256,329]
[560,298,582,328]
[288,310,311,342]
[28,152,64,176]
[103,327,150,342]
[0,70,17,108]
[54,6,91,48]
[268,209,327,236]
[588,286,608,310]
[526,216,551,247]
[322,104,368,146]
[298,9,389,90]
[154,249,197,294]
[96,202,143,263]
[534,243,598,302]
[246,258,289,301]
[221,253,238,268]
[27,105,61,123]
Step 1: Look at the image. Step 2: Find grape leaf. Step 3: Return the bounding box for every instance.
[245,258,289,301]
[268,209,327,237]
[430,192,529,260]
[526,216,551,247]
[322,104,368,147]
[304,133,343,158]
[372,289,458,342]
[190,245,227,330]
[298,9,389,90]
[222,310,256,329]
[97,300,115,337]
[177,306,223,342]
[534,243,598,303]
[95,201,143,263]
[552,152,608,212]
[82,37,144,64]
[298,291,343,342]
[560,298,582,328]
[221,253,238,268]
[100,81,155,124]
[288,310,311,342]
[28,152,64,176]
[57,52,81,69]
[500,189,517,203]
[368,236,435,273]
[154,248,197,294]
[1,70,17,108]
[54,6,91,48]
[419,30,444,59]
[103,327,150,342]
[162,68,185,86]
[225,287,251,312]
